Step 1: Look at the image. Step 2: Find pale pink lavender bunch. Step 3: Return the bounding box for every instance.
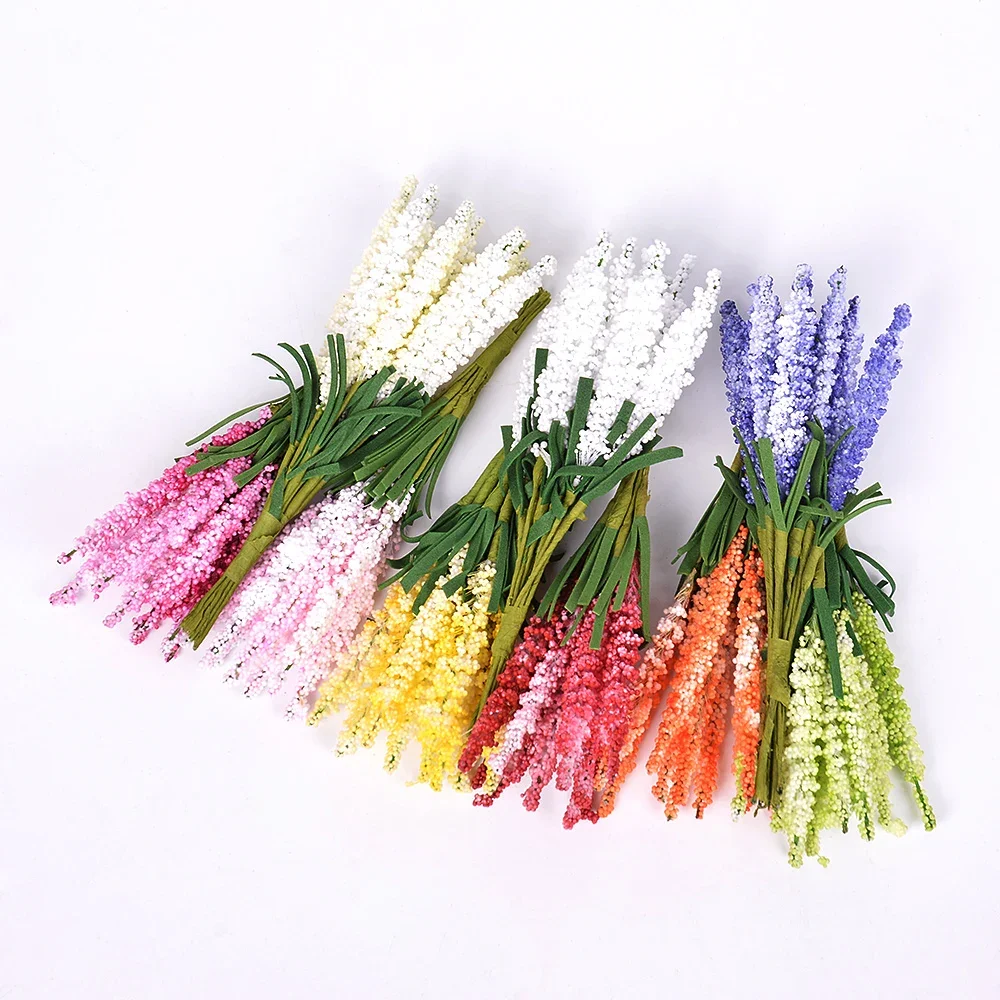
[463,569,645,828]
[51,414,274,646]
[201,483,405,718]
[720,267,909,507]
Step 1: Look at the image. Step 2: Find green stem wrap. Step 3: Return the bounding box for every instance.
[182,473,325,647]
[754,517,827,807]
[712,426,896,810]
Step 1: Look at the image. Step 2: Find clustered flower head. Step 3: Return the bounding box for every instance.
[308,550,498,790]
[325,176,555,399]
[51,413,275,647]
[730,548,766,815]
[460,567,647,828]
[597,589,690,816]
[514,232,720,465]
[772,603,933,867]
[200,484,406,718]
[720,265,910,504]
[646,528,764,818]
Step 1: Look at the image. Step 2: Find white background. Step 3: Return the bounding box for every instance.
[3,1,998,997]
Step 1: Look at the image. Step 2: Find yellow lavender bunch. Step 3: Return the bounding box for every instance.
[308,550,497,790]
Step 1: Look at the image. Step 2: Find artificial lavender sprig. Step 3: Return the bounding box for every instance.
[828,304,910,509]
[765,264,819,497]
[812,267,849,432]
[746,276,781,442]
[719,299,754,446]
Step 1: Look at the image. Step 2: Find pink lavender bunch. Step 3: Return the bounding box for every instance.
[52,414,274,647]
[200,484,405,717]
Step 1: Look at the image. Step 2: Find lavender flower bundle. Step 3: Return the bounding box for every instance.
[458,240,723,825]
[309,234,719,795]
[644,265,934,865]
[393,235,717,709]
[53,177,554,662]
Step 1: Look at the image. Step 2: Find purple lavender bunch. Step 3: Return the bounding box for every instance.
[719,267,907,509]
[827,304,910,508]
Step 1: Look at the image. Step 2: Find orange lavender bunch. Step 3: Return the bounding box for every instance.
[646,527,765,818]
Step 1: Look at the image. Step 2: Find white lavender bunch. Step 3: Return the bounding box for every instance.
[513,236,718,467]
[631,266,722,436]
[518,233,614,432]
[574,241,719,466]
[576,240,670,464]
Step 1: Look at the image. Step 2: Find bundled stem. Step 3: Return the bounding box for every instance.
[353,289,549,516]
[538,467,653,641]
[479,456,589,715]
[705,427,896,809]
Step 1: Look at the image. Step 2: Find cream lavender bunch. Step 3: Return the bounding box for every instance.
[55,177,553,656]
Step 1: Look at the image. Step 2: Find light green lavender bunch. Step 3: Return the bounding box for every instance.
[772,603,934,866]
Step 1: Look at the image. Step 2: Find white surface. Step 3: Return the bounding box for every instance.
[2,2,998,997]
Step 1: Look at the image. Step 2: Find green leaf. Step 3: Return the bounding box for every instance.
[783,437,819,523]
[754,437,786,531]
[812,589,844,699]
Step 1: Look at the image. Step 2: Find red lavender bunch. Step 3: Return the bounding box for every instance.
[51,413,274,646]
[460,567,646,828]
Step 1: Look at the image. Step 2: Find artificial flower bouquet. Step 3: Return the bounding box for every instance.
[53,177,554,718]
[641,266,934,864]
[50,182,936,865]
